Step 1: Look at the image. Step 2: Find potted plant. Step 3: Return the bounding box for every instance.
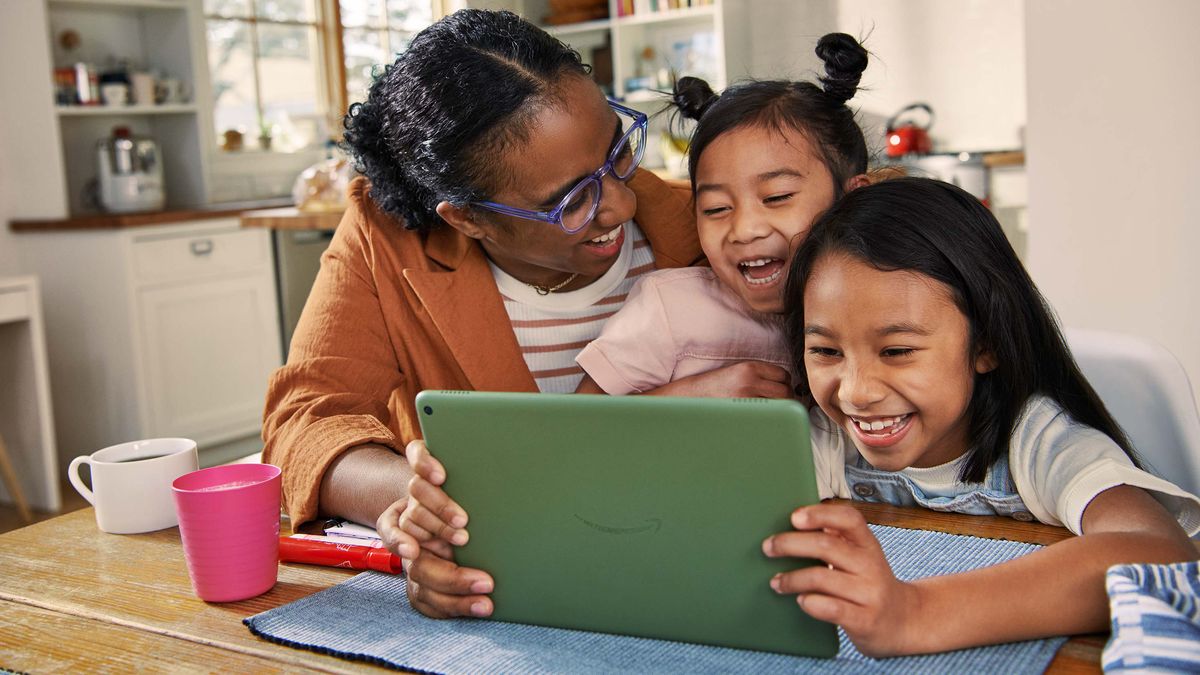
[258,121,274,151]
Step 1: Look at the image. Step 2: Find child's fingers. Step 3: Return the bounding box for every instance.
[770,563,872,607]
[790,591,859,628]
[407,474,469,530]
[773,569,888,641]
[789,503,878,549]
[763,529,871,575]
[404,439,448,485]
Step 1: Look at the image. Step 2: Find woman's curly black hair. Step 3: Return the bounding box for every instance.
[342,9,590,234]
[671,33,870,196]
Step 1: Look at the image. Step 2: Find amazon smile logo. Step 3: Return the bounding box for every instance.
[574,514,662,535]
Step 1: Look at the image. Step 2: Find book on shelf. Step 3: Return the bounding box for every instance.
[619,0,712,17]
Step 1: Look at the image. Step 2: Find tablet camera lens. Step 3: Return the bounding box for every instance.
[423,406,433,415]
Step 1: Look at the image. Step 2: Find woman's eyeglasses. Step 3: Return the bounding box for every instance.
[469,100,648,234]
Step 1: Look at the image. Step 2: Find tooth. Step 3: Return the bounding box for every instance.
[857,420,871,431]
[870,420,885,431]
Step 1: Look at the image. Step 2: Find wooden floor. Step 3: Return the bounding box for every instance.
[0,481,88,535]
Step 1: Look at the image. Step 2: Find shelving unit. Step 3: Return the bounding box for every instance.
[45,0,209,216]
[515,0,747,175]
[55,103,198,116]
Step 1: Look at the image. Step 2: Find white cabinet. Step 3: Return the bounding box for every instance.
[0,277,60,512]
[19,220,282,469]
[45,0,209,216]
[513,0,747,173]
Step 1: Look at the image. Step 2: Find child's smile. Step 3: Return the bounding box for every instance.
[802,253,996,470]
[847,413,914,448]
[693,124,837,314]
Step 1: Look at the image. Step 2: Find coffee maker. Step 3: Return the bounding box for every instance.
[97,126,165,213]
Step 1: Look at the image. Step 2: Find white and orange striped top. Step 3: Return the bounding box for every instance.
[490,220,656,393]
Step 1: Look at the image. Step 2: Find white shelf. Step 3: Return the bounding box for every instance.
[622,89,666,104]
[545,18,611,37]
[46,0,208,216]
[56,104,197,117]
[48,0,188,9]
[615,4,715,27]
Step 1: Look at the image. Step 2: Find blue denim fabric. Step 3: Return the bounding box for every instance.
[845,453,1038,521]
[1103,561,1200,673]
[245,525,1066,674]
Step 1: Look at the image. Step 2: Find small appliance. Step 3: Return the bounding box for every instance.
[97,126,165,213]
[885,102,934,158]
[904,152,989,205]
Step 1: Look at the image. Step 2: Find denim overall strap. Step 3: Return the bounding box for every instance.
[845,452,1037,521]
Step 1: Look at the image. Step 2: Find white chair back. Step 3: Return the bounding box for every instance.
[1065,328,1200,496]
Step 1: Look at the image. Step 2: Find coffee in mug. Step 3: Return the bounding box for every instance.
[68,438,199,534]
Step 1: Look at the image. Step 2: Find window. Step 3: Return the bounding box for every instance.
[337,1,435,114]
[202,0,440,154]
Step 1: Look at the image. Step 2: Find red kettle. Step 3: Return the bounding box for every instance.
[885,103,934,158]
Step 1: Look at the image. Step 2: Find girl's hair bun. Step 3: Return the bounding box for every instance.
[815,32,868,104]
[673,76,719,121]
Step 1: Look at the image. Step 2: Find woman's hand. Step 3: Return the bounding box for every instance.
[649,361,793,399]
[376,439,494,619]
[763,502,922,658]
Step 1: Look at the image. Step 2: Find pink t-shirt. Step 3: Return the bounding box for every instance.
[575,267,794,394]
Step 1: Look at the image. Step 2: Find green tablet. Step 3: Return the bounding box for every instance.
[415,390,836,658]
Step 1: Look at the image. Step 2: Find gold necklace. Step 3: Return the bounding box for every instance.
[529,273,579,295]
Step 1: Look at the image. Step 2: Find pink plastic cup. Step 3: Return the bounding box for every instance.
[172,463,282,602]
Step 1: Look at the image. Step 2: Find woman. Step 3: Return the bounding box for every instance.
[263,9,787,619]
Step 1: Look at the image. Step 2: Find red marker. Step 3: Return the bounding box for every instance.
[279,535,403,574]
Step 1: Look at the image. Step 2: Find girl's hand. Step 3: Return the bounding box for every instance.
[763,502,923,658]
[378,439,494,619]
[650,361,793,399]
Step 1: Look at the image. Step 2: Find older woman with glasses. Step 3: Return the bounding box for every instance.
[262,9,720,619]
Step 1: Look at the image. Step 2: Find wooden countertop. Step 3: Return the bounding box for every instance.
[240,206,344,230]
[9,198,293,232]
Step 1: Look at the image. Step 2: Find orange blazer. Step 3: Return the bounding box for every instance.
[263,171,702,523]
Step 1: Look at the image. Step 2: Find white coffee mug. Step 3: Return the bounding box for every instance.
[101,82,129,106]
[156,78,185,104]
[68,438,199,534]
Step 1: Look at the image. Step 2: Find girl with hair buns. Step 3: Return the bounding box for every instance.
[263,8,712,619]
[573,33,871,395]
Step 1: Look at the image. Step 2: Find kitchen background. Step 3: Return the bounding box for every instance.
[0,0,1197,519]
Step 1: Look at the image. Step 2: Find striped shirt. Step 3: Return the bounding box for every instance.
[490,220,656,393]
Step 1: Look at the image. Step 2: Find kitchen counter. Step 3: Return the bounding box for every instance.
[8,198,293,232]
[239,207,343,230]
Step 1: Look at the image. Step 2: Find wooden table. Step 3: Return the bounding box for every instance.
[0,503,1102,673]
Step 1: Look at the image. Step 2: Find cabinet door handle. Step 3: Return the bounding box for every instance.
[189,239,214,256]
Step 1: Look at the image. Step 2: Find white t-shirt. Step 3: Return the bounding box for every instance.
[491,220,655,393]
[811,394,1200,536]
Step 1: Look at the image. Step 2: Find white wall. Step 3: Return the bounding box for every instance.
[741,0,835,82]
[1025,0,1200,404]
[835,0,1025,153]
[0,164,18,277]
[0,0,68,278]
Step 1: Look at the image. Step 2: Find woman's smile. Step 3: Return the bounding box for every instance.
[581,222,625,258]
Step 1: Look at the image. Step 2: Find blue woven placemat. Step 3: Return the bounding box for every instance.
[245,525,1066,674]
